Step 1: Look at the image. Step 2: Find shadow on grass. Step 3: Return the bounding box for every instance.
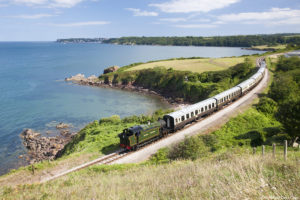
[234,126,285,147]
[101,144,120,155]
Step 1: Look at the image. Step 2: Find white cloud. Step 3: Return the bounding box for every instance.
[126,8,158,17]
[174,24,217,28]
[51,0,83,8]
[150,0,240,13]
[8,13,55,19]
[218,8,300,25]
[160,18,186,22]
[13,0,47,5]
[10,0,84,8]
[52,21,110,27]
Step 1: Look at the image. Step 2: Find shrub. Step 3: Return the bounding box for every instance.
[256,97,278,116]
[199,134,219,152]
[122,115,140,123]
[248,130,267,147]
[99,115,121,124]
[168,136,209,161]
[149,148,170,164]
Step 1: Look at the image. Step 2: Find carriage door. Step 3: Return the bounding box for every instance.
[167,118,170,128]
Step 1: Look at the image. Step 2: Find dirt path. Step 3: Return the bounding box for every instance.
[112,69,269,164]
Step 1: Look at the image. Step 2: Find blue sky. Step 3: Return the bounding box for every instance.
[0,0,300,41]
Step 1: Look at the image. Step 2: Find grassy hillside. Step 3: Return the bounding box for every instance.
[100,57,257,103]
[1,152,300,199]
[126,57,245,73]
[250,44,287,51]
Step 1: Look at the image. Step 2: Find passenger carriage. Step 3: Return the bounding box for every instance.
[212,87,241,109]
[163,98,217,132]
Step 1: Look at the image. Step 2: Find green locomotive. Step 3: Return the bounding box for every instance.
[118,119,167,150]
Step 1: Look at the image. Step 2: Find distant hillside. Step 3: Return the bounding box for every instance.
[56,38,108,43]
[102,34,300,47]
[56,34,300,47]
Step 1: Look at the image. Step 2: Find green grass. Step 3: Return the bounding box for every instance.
[212,108,282,148]
[251,45,287,50]
[126,57,246,73]
[1,151,300,200]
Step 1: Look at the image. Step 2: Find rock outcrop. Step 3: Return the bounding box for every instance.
[20,129,75,164]
[65,74,98,84]
[56,122,69,129]
[103,66,119,74]
[65,73,85,82]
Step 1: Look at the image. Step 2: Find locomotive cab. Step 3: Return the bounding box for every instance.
[118,128,134,149]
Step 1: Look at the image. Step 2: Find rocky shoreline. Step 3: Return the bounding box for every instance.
[20,123,75,164]
[65,73,188,107]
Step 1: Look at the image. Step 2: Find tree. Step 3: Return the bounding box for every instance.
[277,100,300,139]
[269,75,299,104]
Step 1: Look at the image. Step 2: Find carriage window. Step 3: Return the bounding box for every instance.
[176,119,178,123]
[186,114,189,119]
[181,116,185,121]
[209,104,211,109]
[191,112,194,117]
[205,106,207,111]
[201,107,204,112]
[212,103,215,107]
[195,110,198,115]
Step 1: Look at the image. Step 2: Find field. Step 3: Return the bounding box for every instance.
[126,57,246,73]
[1,152,300,200]
[251,45,287,50]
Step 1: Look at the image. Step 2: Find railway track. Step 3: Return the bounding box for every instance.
[40,149,129,183]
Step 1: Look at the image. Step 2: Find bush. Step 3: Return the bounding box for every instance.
[199,134,219,152]
[99,115,121,124]
[256,97,278,116]
[168,136,209,161]
[248,130,267,147]
[149,148,170,164]
[122,115,141,123]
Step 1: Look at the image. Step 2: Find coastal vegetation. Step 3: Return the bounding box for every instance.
[99,57,257,103]
[102,34,300,47]
[56,38,107,43]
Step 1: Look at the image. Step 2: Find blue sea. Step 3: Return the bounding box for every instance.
[0,42,264,174]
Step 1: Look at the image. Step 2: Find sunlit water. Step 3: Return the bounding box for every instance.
[0,42,264,174]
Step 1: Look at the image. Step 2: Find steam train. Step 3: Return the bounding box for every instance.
[119,58,266,150]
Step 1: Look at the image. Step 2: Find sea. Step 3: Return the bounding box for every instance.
[0,42,265,175]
